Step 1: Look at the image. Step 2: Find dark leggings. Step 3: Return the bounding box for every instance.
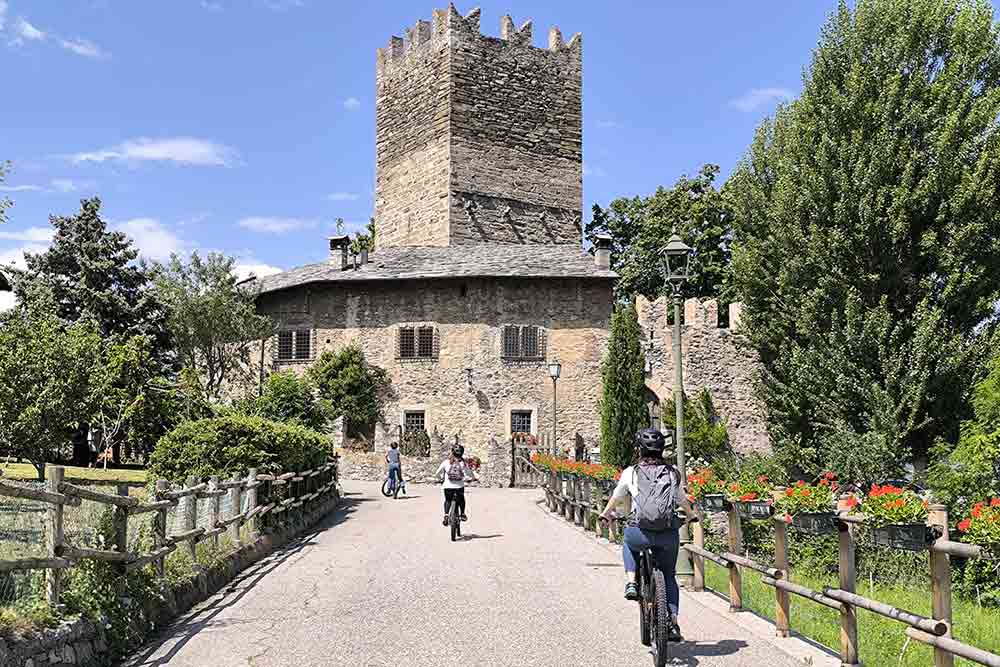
[444,488,466,515]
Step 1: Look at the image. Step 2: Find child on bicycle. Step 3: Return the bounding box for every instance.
[385,441,406,495]
[435,444,478,524]
[599,428,688,642]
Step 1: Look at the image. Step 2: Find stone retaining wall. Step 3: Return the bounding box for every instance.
[0,492,341,667]
[338,439,511,488]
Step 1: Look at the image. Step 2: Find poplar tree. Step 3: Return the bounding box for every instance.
[600,303,648,469]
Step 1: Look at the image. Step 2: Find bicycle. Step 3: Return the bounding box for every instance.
[446,496,462,542]
[381,467,402,499]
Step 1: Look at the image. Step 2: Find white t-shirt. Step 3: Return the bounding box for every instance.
[436,459,469,489]
[612,464,686,506]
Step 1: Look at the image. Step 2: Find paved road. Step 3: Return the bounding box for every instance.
[125,482,827,666]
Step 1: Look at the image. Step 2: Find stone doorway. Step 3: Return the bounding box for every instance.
[645,387,662,432]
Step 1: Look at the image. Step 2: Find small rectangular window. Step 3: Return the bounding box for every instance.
[502,326,520,358]
[417,327,434,358]
[404,411,425,433]
[511,410,532,435]
[399,327,416,359]
[277,329,310,362]
[278,331,294,360]
[294,329,311,360]
[521,326,539,359]
[502,325,544,360]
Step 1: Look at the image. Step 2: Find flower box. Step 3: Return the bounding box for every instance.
[871,523,942,551]
[734,500,773,521]
[699,493,730,513]
[791,512,838,535]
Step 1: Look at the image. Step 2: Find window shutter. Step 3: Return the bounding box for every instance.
[432,327,440,359]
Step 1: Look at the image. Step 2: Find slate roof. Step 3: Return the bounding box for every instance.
[247,245,616,295]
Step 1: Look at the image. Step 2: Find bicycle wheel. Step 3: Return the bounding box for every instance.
[449,500,459,542]
[651,569,670,667]
[392,473,400,499]
[381,479,393,498]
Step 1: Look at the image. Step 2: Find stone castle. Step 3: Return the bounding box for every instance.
[247,5,768,466]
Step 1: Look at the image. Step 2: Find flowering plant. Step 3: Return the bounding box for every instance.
[464,456,481,471]
[775,473,839,519]
[530,453,620,482]
[859,484,929,527]
[687,468,727,503]
[956,498,1000,551]
[724,474,774,503]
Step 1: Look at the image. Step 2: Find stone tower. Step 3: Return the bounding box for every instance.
[375,5,583,248]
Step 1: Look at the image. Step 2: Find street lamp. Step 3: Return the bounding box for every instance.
[548,360,561,457]
[660,230,694,588]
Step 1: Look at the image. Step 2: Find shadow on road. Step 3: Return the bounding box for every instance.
[661,638,749,665]
[461,533,502,541]
[122,494,366,667]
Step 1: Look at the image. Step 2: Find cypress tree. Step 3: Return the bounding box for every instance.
[600,303,648,469]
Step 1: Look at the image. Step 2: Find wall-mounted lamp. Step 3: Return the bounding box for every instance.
[464,367,474,391]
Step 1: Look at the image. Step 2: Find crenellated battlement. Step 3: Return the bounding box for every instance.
[376,4,581,75]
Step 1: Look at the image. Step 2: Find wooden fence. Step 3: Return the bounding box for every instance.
[542,472,1000,667]
[0,460,339,607]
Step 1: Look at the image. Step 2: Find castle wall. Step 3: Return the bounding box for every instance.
[637,296,770,455]
[257,278,612,462]
[374,6,582,248]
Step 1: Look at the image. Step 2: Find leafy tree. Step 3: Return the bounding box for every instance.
[349,217,376,256]
[243,370,331,432]
[586,165,732,303]
[662,389,731,462]
[152,252,274,403]
[5,198,173,367]
[307,345,391,438]
[726,0,1000,475]
[0,290,101,479]
[599,303,647,469]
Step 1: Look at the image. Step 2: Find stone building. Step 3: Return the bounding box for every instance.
[636,296,769,454]
[248,6,615,460]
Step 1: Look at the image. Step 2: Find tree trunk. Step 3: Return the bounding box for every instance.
[33,462,46,481]
[71,424,90,467]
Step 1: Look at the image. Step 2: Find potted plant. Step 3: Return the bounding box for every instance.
[860,484,937,551]
[726,476,774,521]
[957,498,1000,560]
[688,468,729,512]
[776,473,839,535]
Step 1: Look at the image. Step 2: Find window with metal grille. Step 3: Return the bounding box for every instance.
[277,329,311,361]
[398,327,416,359]
[417,327,434,358]
[404,411,425,433]
[511,410,532,435]
[501,325,545,360]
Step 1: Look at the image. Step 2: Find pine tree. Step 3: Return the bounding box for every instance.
[600,303,647,469]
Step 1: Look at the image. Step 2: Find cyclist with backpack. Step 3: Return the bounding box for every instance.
[598,428,687,642]
[436,444,478,524]
[385,441,406,495]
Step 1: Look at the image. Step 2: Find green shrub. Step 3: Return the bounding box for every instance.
[955,558,1000,608]
[241,370,331,432]
[307,345,391,438]
[663,389,731,462]
[150,414,329,482]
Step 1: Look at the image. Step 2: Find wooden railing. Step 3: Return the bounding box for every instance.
[0,460,340,607]
[542,473,1000,667]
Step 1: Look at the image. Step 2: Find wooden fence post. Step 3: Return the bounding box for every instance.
[727,506,743,612]
[837,494,860,665]
[208,476,220,548]
[929,504,954,667]
[247,468,259,540]
[573,475,583,526]
[154,479,169,577]
[114,483,129,575]
[550,472,558,512]
[184,475,199,564]
[692,505,705,592]
[229,473,242,544]
[774,513,791,638]
[45,466,65,607]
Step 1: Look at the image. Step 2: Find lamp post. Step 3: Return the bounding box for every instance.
[661,231,694,588]
[548,360,561,456]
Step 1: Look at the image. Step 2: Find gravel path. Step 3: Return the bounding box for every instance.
[125,482,825,666]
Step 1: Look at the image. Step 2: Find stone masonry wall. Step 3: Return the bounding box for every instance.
[637,296,769,455]
[374,5,582,247]
[257,277,612,469]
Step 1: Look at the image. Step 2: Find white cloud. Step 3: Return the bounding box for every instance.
[0,242,48,312]
[237,216,318,233]
[0,184,43,192]
[343,97,361,111]
[59,38,110,60]
[730,87,793,113]
[115,218,185,261]
[201,1,224,10]
[233,261,282,281]
[70,137,239,167]
[0,227,53,243]
[14,17,45,41]
[49,178,97,193]
[325,191,359,202]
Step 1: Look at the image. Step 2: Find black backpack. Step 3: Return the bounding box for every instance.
[632,464,680,532]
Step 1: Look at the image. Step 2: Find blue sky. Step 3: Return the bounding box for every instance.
[0,1,954,308]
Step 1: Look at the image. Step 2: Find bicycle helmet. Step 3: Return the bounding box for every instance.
[451,444,463,458]
[635,428,666,455]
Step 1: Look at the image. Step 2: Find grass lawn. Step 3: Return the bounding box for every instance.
[0,463,147,485]
[704,561,1000,666]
